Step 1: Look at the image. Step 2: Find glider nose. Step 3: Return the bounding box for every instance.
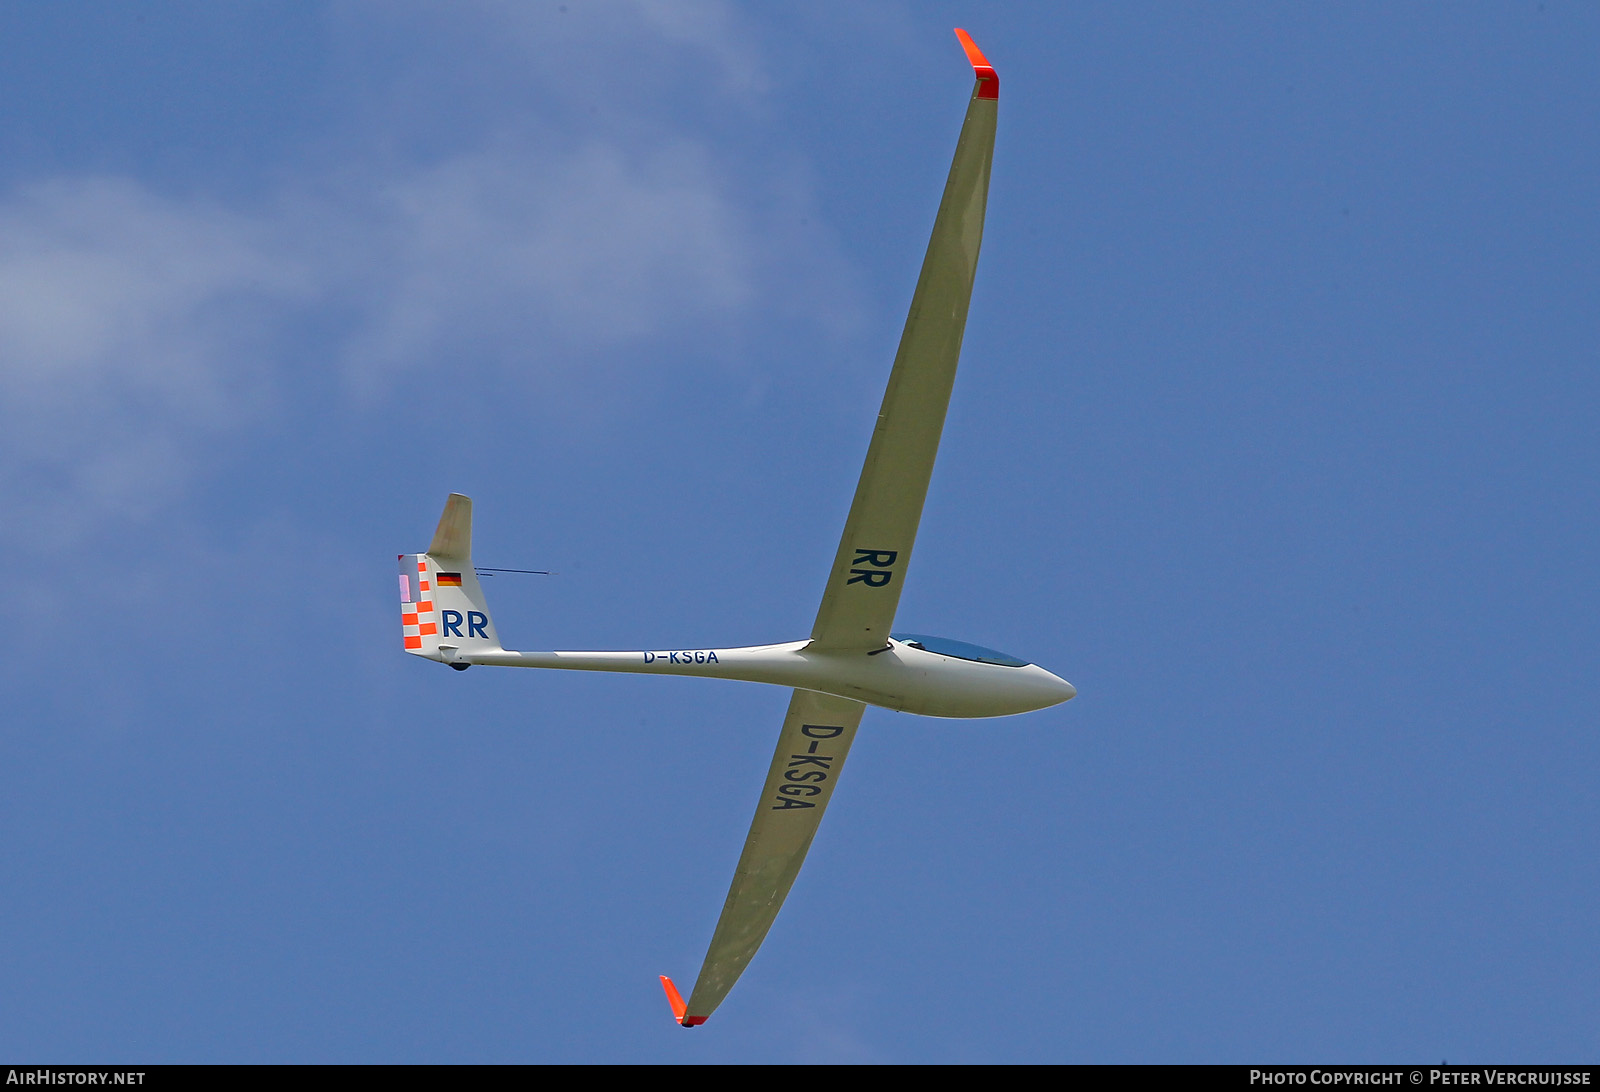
[1012,665,1075,712]
[1035,668,1075,706]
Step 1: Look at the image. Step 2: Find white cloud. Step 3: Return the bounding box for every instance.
[348,0,770,100]
[0,5,855,548]
[0,179,312,543]
[341,139,755,385]
[0,178,306,403]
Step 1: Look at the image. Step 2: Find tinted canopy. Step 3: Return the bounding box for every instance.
[891,633,1030,668]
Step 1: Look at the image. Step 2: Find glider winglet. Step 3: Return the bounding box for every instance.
[953,28,998,100]
[659,975,706,1027]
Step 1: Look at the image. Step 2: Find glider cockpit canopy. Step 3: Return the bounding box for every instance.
[891,633,1031,668]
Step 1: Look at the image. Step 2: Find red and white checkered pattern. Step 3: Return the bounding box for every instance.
[401,556,438,651]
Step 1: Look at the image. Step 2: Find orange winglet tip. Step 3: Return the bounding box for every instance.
[954,28,999,99]
[659,975,707,1027]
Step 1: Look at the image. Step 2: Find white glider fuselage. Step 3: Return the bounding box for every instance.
[458,638,1075,719]
[399,31,1073,1027]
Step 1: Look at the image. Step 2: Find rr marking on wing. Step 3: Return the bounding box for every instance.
[847,548,898,588]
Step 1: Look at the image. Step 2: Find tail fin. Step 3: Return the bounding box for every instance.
[398,494,503,667]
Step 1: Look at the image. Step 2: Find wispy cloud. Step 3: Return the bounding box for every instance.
[339,139,756,387]
[0,3,854,548]
[0,179,313,540]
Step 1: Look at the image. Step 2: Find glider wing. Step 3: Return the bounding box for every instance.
[662,30,1001,1027]
[670,687,867,1025]
[809,30,999,652]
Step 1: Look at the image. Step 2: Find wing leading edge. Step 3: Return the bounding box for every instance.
[662,31,1001,1026]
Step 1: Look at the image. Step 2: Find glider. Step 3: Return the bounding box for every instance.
[395,29,1072,1026]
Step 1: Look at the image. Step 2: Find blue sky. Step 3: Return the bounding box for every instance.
[2,2,1596,1063]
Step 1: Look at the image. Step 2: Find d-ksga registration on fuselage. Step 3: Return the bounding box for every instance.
[395,30,1074,1027]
